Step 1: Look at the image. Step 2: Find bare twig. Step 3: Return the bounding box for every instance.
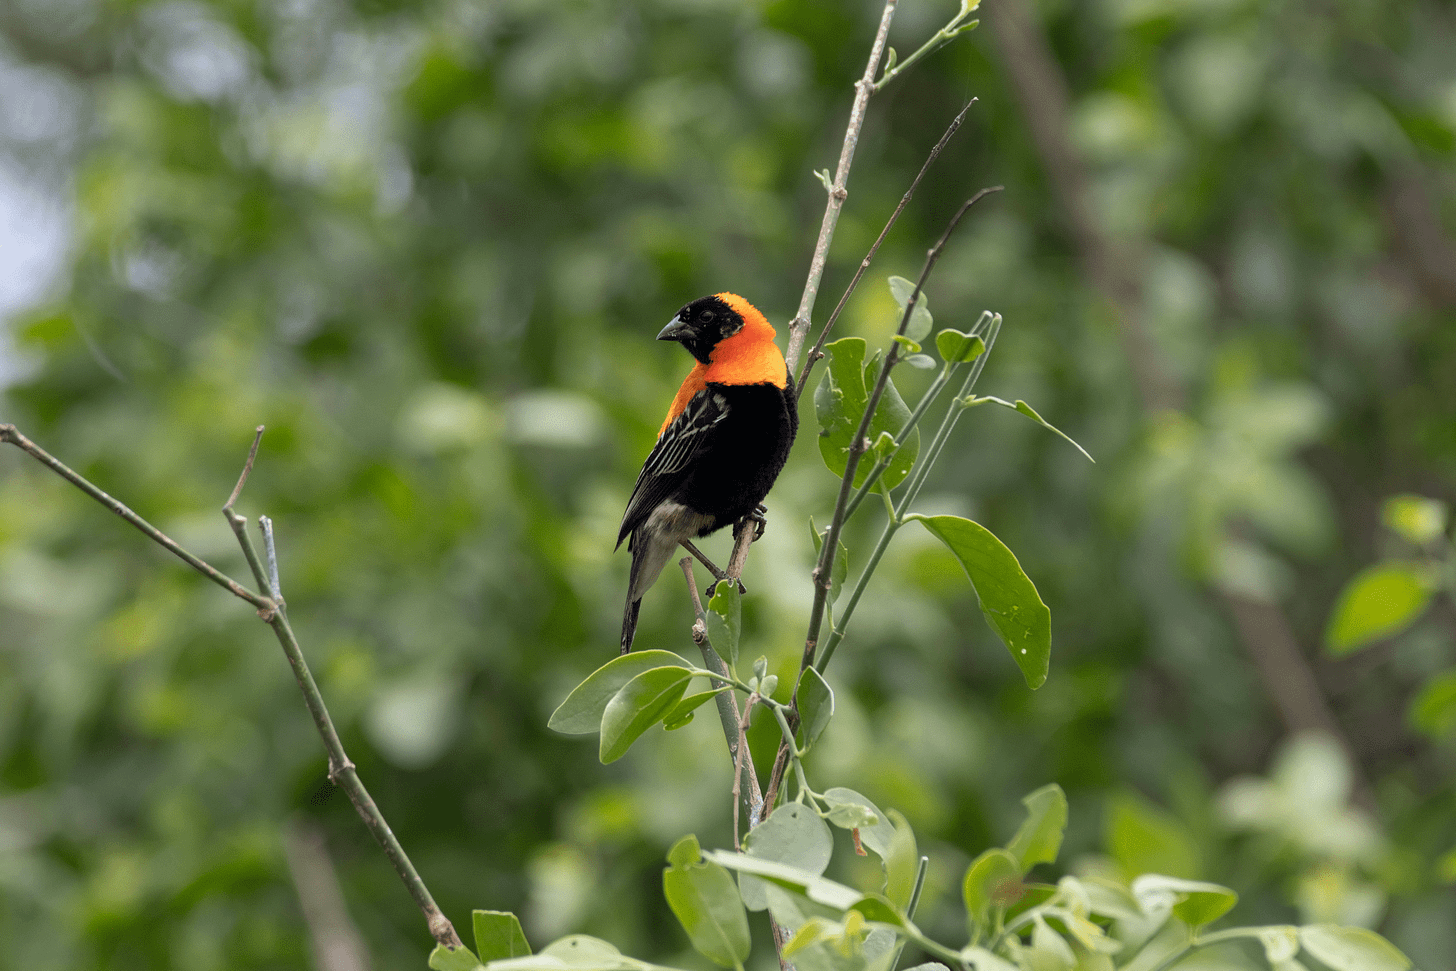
[1,424,270,610]
[0,423,465,950]
[259,515,284,607]
[783,0,899,377]
[795,99,978,402]
[226,425,265,510]
[681,558,764,830]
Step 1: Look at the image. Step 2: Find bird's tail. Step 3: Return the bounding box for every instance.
[620,596,642,655]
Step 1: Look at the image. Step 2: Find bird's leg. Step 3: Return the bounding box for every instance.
[681,540,748,596]
[745,503,768,541]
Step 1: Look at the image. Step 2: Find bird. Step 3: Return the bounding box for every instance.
[617,293,799,654]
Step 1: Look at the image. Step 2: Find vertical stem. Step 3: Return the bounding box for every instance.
[784,0,899,377]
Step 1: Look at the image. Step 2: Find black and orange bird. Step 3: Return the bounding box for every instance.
[617,293,798,653]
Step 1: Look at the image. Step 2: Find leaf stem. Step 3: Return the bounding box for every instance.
[873,1,982,93]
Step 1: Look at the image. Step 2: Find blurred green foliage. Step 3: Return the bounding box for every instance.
[2,0,1455,968]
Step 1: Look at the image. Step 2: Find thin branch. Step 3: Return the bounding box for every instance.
[681,558,764,830]
[802,188,1001,669]
[0,423,465,950]
[872,1,981,93]
[1,424,270,611]
[260,515,283,603]
[795,99,978,402]
[226,425,265,510]
[783,0,899,378]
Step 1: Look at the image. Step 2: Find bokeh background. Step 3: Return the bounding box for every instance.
[2,0,1454,968]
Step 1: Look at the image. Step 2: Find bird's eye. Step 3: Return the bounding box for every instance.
[700,311,716,322]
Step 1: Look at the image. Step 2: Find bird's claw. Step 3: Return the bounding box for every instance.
[746,503,768,541]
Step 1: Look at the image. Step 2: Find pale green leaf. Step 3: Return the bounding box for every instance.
[599,666,691,763]
[549,651,690,734]
[1325,562,1433,655]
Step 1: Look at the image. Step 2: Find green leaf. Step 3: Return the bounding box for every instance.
[429,944,484,971]
[935,328,985,364]
[809,517,851,606]
[662,687,729,731]
[599,666,692,763]
[1410,669,1456,739]
[1382,494,1449,545]
[887,276,934,343]
[849,894,906,928]
[963,848,1022,929]
[702,851,864,911]
[549,651,690,734]
[664,846,752,967]
[971,396,1093,463]
[1297,925,1411,971]
[903,354,936,370]
[1105,791,1200,880]
[1006,784,1068,874]
[1130,875,1237,929]
[914,515,1051,689]
[705,582,742,667]
[540,935,632,968]
[1325,562,1433,654]
[815,338,920,490]
[883,810,918,909]
[891,334,922,355]
[669,834,703,868]
[958,946,1019,971]
[821,788,891,856]
[1256,926,1300,963]
[797,667,834,748]
[740,804,834,910]
[473,911,531,961]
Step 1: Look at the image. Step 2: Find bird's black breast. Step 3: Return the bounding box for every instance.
[674,379,798,535]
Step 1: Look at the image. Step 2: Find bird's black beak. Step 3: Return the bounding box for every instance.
[657,313,694,343]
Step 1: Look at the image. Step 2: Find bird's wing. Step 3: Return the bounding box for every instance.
[617,388,729,547]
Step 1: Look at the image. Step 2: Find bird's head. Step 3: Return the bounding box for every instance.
[658,293,777,366]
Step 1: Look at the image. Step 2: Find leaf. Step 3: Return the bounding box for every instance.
[971,396,1093,462]
[1006,784,1068,873]
[599,666,692,763]
[1257,926,1300,963]
[935,328,985,364]
[891,334,922,355]
[1381,494,1448,545]
[430,944,485,971]
[1297,925,1411,971]
[702,851,865,911]
[914,515,1051,689]
[903,354,935,370]
[1130,875,1237,929]
[797,667,834,748]
[740,804,834,910]
[662,687,729,731]
[549,651,690,734]
[815,337,920,490]
[958,946,1019,971]
[888,276,934,343]
[809,518,850,606]
[664,844,752,967]
[821,788,891,856]
[1105,790,1200,880]
[539,935,632,968]
[1325,562,1433,654]
[963,848,1022,928]
[705,581,742,667]
[1409,669,1456,739]
[474,911,531,961]
[884,810,918,909]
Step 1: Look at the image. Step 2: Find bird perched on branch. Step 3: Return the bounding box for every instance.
[617,293,798,653]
